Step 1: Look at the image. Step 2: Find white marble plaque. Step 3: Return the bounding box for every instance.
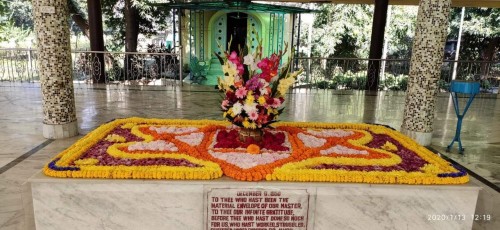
[206,188,310,230]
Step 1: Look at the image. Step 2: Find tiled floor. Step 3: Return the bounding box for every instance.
[0,83,498,229]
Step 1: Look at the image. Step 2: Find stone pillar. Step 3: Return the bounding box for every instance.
[401,0,451,146]
[33,0,78,139]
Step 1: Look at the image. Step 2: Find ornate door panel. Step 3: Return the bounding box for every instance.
[247,15,262,54]
[212,14,227,58]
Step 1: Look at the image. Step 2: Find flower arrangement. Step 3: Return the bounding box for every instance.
[216,38,302,130]
[43,117,469,184]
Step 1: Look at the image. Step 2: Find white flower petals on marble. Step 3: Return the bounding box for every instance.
[307,129,354,138]
[175,132,205,146]
[297,133,326,148]
[128,140,178,152]
[149,126,199,134]
[320,145,368,155]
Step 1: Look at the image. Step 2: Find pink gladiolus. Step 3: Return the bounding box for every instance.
[268,54,279,76]
[228,51,239,63]
[257,58,273,82]
[257,58,270,70]
[228,51,245,75]
[259,73,272,82]
[237,64,244,75]
[257,56,280,82]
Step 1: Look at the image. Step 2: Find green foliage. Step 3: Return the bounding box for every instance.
[316,80,330,89]
[102,0,171,51]
[0,21,32,44]
[450,8,500,38]
[380,74,408,91]
[339,71,367,90]
[312,4,373,58]
[0,0,33,43]
[3,0,33,30]
[311,5,418,60]
[480,79,492,90]
[0,1,7,33]
[313,71,367,90]
[385,6,418,59]
[314,72,408,91]
[0,0,7,19]
[448,8,500,61]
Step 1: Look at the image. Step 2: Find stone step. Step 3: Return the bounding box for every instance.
[203,75,219,86]
[207,70,224,75]
[210,58,222,64]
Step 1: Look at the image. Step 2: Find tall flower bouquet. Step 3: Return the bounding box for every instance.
[217,38,302,133]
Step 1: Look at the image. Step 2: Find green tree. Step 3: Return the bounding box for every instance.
[449,8,500,62]
[0,21,32,44]
[7,0,33,30]
[0,0,33,44]
[68,0,90,38]
[0,0,8,31]
[0,0,7,20]
[312,4,418,59]
[311,4,373,58]
[385,6,418,59]
[448,8,500,81]
[102,0,171,51]
[39,0,171,52]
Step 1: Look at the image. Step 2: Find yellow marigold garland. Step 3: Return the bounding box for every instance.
[381,141,398,152]
[105,134,126,143]
[43,118,468,184]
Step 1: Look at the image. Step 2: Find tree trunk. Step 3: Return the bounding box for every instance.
[68,0,123,83]
[68,0,90,38]
[70,14,90,38]
[87,0,106,83]
[124,0,140,52]
[124,0,140,81]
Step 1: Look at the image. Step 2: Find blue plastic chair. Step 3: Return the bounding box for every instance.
[446,80,480,154]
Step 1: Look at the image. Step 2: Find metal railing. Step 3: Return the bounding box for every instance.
[293,57,500,93]
[0,48,181,86]
[441,60,500,92]
[293,57,409,90]
[1,48,498,93]
[0,48,38,83]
